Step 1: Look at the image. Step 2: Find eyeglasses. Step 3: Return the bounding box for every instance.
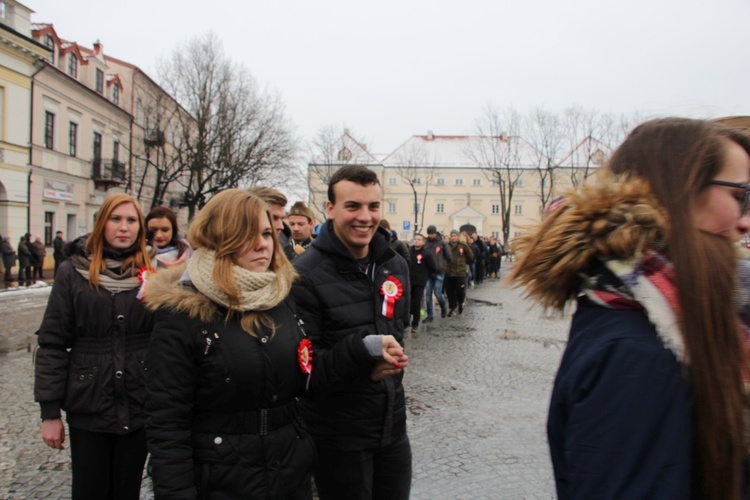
[709,180,750,216]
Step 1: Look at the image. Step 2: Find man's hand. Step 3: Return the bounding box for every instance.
[370,335,409,381]
[41,418,65,449]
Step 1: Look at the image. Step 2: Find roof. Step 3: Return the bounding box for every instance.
[309,131,382,166]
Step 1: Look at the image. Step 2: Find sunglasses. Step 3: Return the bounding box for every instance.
[709,180,750,216]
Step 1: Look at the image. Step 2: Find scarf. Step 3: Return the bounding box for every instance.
[71,255,141,294]
[580,245,684,362]
[187,248,290,312]
[155,244,189,268]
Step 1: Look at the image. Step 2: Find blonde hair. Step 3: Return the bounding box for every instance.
[85,193,150,289]
[188,189,295,335]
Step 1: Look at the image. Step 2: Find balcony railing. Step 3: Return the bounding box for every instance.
[92,158,126,187]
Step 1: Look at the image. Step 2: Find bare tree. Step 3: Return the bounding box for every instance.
[307,125,373,222]
[561,105,604,187]
[599,111,641,150]
[158,32,299,219]
[464,104,524,248]
[525,107,564,213]
[391,140,436,237]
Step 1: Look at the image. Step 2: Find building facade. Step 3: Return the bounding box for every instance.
[309,132,611,246]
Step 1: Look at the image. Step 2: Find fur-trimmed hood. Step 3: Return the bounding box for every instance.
[509,176,670,311]
[143,263,219,323]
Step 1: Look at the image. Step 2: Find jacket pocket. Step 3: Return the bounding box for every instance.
[62,364,102,414]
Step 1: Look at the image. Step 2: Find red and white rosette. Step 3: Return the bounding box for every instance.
[136,266,156,301]
[380,276,403,318]
[297,338,313,390]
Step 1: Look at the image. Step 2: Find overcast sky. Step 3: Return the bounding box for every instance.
[28,0,750,155]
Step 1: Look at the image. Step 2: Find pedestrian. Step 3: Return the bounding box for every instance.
[32,235,46,279]
[145,189,317,499]
[472,232,486,284]
[145,205,191,268]
[509,118,750,499]
[1,235,15,282]
[248,186,297,261]
[467,234,480,287]
[444,230,474,316]
[34,193,157,499]
[287,200,317,255]
[292,165,411,500]
[379,218,410,262]
[53,230,66,277]
[408,233,437,332]
[487,236,501,278]
[423,225,452,321]
[17,235,31,282]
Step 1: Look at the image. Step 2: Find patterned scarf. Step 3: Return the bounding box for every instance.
[580,245,684,361]
[187,248,290,312]
[71,253,143,294]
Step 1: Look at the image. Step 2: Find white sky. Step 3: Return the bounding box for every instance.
[27,0,750,155]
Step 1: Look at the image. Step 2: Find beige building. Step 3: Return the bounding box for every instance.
[0,1,50,243]
[309,132,611,246]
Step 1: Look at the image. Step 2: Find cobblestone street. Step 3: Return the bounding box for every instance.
[0,266,568,499]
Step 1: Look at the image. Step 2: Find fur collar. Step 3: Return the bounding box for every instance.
[510,176,669,311]
[143,263,219,323]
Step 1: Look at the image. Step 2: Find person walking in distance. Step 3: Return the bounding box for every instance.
[408,233,437,332]
[1,235,16,282]
[53,231,66,277]
[444,230,474,316]
[292,165,411,500]
[17,235,32,283]
[423,225,452,322]
[32,235,46,279]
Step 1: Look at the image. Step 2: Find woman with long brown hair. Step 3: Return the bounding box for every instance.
[510,118,750,498]
[34,193,156,499]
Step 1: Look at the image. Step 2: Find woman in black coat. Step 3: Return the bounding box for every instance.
[34,193,157,499]
[145,189,316,499]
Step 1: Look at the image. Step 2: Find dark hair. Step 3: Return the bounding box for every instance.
[145,205,188,255]
[608,117,750,499]
[327,165,381,204]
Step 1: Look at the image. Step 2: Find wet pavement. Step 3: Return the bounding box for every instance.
[0,267,568,499]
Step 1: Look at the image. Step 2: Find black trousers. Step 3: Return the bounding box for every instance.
[410,285,425,327]
[444,276,467,310]
[69,426,147,500]
[313,434,412,500]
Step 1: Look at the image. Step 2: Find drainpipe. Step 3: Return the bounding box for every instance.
[27,61,47,236]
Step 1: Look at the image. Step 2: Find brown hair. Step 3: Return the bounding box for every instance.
[187,189,295,335]
[327,165,380,203]
[247,186,288,208]
[607,118,750,499]
[145,205,189,255]
[85,193,151,289]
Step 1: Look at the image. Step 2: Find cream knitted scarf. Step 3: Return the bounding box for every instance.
[187,248,290,312]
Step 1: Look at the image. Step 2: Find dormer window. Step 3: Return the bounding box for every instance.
[0,2,7,19]
[95,69,104,94]
[112,84,119,105]
[43,35,54,63]
[67,54,77,78]
[337,147,352,161]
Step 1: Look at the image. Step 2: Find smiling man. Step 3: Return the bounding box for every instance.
[291,165,412,500]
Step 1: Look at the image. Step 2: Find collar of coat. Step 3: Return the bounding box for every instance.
[510,176,669,312]
[144,263,219,323]
[312,220,392,263]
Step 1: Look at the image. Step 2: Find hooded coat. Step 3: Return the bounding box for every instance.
[291,221,411,451]
[144,265,316,500]
[511,178,692,499]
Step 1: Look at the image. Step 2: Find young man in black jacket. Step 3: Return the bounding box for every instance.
[292,165,412,500]
[408,233,436,332]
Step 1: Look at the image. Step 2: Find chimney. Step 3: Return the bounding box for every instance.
[427,130,434,140]
[344,128,350,135]
[93,39,103,56]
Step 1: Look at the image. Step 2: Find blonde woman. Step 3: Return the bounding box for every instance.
[34,193,156,499]
[145,190,316,499]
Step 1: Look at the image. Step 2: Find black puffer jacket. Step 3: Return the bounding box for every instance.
[34,243,154,434]
[292,221,411,451]
[145,265,316,500]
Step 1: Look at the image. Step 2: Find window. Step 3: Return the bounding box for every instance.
[539,179,547,188]
[67,54,78,78]
[0,1,6,19]
[514,204,523,215]
[491,231,499,238]
[44,35,54,63]
[412,177,422,185]
[436,203,444,214]
[320,175,329,184]
[112,84,119,105]
[95,69,104,93]
[436,178,445,186]
[413,202,420,213]
[388,177,397,185]
[455,178,464,186]
[388,202,396,213]
[113,140,120,161]
[44,111,54,149]
[68,122,77,156]
[491,179,499,186]
[491,204,500,214]
[135,98,143,125]
[514,231,522,238]
[93,132,102,159]
[514,178,524,187]
[337,147,352,161]
[44,212,54,245]
[473,178,482,186]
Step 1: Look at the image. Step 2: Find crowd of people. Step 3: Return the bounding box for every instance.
[26,116,750,499]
